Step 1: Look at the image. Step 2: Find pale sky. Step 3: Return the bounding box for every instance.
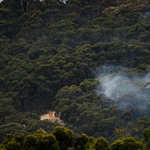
[0,0,3,3]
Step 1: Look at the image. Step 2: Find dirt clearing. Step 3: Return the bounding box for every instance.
[40,111,65,126]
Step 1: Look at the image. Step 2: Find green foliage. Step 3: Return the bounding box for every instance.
[74,133,89,150]
[2,133,25,150]
[0,125,149,150]
[0,123,27,143]
[94,137,110,150]
[24,129,60,150]
[52,126,73,150]
[1,0,150,145]
[111,140,124,150]
[111,137,143,150]
[123,137,139,150]
[143,127,150,150]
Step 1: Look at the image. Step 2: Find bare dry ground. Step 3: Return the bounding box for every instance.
[40,111,65,126]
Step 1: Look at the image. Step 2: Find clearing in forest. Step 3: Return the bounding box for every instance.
[40,111,65,126]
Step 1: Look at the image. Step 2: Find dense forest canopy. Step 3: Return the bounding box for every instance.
[1,0,150,148]
[1,126,150,150]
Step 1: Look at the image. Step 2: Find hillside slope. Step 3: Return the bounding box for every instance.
[1,0,150,143]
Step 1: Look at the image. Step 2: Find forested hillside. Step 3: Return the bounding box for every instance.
[1,0,150,147]
[0,126,150,150]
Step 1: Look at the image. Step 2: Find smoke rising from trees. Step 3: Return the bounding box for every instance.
[95,65,150,115]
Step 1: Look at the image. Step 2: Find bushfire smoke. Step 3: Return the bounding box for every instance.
[95,65,150,116]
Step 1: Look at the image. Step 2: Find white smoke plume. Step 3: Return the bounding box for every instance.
[95,65,150,115]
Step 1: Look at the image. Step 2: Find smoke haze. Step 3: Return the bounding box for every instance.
[95,65,150,115]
